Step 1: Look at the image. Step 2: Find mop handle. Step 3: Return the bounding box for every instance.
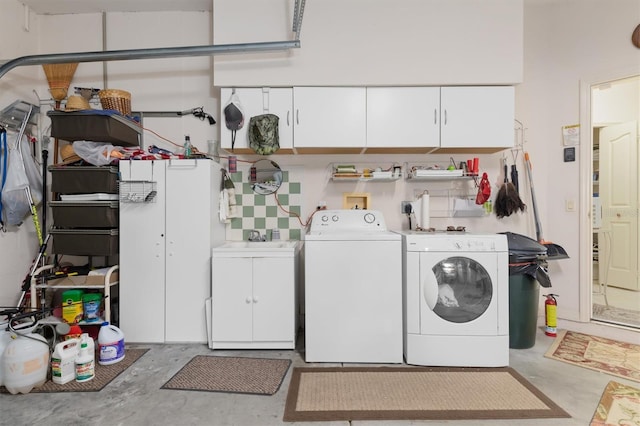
[524,152,544,242]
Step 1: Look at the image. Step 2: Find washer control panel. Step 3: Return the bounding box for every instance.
[310,209,387,233]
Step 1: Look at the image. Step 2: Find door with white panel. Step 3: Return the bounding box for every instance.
[599,121,639,291]
[119,160,167,343]
[164,160,213,342]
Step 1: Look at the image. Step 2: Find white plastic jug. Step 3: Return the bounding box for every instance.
[2,332,50,394]
[98,322,125,365]
[51,338,80,385]
[0,330,13,386]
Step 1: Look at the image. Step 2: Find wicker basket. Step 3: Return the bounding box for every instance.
[98,89,132,115]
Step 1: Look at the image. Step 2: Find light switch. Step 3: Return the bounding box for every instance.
[566,199,576,212]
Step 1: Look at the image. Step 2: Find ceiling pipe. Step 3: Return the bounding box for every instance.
[0,40,301,81]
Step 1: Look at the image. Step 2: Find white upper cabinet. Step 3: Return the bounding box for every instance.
[293,87,367,152]
[220,87,293,153]
[366,87,440,151]
[440,86,515,149]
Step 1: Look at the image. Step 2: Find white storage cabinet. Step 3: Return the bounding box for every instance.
[366,87,440,149]
[220,87,293,153]
[119,159,225,343]
[440,86,515,149]
[293,87,367,150]
[211,252,298,349]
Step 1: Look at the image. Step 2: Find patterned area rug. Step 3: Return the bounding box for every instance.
[545,330,640,382]
[283,366,570,422]
[162,356,291,395]
[593,304,640,329]
[0,348,148,393]
[591,381,640,425]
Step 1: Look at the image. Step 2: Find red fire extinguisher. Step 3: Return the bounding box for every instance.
[544,294,558,337]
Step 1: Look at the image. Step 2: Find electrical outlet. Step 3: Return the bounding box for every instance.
[401,201,412,214]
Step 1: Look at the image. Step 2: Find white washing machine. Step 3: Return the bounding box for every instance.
[403,232,509,367]
[304,209,403,363]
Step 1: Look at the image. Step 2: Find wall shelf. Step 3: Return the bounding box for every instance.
[329,163,402,182]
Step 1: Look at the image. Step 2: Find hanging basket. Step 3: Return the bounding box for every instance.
[42,63,79,101]
[98,89,132,115]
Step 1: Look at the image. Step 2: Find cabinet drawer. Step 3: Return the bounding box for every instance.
[49,165,119,194]
[50,228,119,256]
[50,201,119,228]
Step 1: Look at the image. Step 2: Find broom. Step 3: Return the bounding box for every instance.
[42,63,78,102]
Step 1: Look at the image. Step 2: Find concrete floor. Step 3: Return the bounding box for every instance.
[2,319,639,426]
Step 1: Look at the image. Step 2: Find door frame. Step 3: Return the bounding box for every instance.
[578,67,640,322]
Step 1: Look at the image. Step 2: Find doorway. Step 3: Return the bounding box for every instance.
[589,74,640,328]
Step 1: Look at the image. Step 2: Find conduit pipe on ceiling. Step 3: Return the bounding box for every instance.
[0,40,301,81]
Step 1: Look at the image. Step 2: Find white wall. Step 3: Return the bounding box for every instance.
[520,0,640,320]
[214,0,523,86]
[1,0,639,322]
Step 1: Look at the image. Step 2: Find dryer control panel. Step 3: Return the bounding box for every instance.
[309,209,387,233]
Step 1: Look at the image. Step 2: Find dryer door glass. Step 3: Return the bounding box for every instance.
[430,256,492,323]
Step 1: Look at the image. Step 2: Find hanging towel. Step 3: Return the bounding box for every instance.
[219,169,239,223]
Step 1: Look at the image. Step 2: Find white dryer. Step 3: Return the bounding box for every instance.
[403,232,509,367]
[305,209,403,363]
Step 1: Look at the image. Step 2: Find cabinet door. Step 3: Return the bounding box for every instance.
[212,257,253,342]
[293,87,366,149]
[252,257,294,343]
[119,160,166,343]
[440,86,514,148]
[164,160,213,343]
[220,87,293,152]
[367,87,440,148]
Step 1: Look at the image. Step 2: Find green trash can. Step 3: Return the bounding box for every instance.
[509,274,540,349]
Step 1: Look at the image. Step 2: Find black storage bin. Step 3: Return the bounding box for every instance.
[48,110,141,146]
[50,228,119,256]
[49,165,119,194]
[500,232,550,349]
[50,201,119,228]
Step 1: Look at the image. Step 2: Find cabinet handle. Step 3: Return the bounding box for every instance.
[434,109,437,125]
[444,110,448,125]
[287,110,290,126]
[296,109,299,125]
[253,297,258,303]
[245,297,251,304]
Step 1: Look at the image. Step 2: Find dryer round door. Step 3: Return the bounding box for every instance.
[420,252,500,335]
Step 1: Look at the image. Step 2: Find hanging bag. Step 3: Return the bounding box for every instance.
[1,134,31,226]
[475,172,491,205]
[223,91,245,151]
[248,114,280,155]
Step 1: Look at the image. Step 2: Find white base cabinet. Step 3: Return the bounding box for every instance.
[211,249,298,349]
[119,159,224,343]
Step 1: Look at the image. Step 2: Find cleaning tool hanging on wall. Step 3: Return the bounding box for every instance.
[523,152,569,260]
[495,157,526,218]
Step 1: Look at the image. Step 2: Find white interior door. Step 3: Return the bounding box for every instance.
[599,121,639,291]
